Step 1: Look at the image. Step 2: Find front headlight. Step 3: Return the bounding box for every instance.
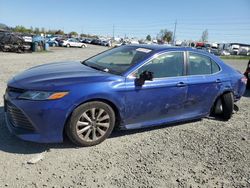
[18,91,69,100]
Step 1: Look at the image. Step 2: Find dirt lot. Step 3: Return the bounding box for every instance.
[0,46,249,188]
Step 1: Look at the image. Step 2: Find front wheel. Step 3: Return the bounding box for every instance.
[66,101,115,146]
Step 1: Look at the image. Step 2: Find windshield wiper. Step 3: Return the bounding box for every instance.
[82,61,106,72]
[81,61,121,75]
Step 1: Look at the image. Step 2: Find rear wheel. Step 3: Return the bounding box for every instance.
[66,101,115,146]
[213,92,234,120]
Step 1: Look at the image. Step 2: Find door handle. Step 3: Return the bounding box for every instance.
[176,82,187,87]
[215,79,222,83]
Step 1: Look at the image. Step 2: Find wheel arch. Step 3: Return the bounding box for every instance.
[83,98,121,126]
[63,98,122,138]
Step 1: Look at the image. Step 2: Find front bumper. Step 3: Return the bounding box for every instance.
[4,94,71,143]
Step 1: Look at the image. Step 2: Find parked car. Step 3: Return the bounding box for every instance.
[59,38,87,48]
[220,50,231,56]
[47,39,59,47]
[101,40,111,47]
[81,38,92,44]
[91,39,102,45]
[4,45,246,146]
[238,47,250,56]
[229,44,240,55]
[244,60,250,88]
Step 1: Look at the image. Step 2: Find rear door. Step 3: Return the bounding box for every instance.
[185,52,222,117]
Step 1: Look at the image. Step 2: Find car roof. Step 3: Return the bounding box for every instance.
[128,44,211,55]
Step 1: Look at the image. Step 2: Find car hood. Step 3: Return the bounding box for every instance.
[8,61,116,90]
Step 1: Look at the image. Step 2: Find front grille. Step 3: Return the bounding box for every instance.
[6,102,34,130]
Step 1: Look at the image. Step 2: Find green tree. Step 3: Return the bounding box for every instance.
[201,29,208,42]
[80,33,88,38]
[146,34,151,41]
[13,25,29,33]
[69,31,78,37]
[55,30,64,35]
[157,29,173,43]
[47,30,55,35]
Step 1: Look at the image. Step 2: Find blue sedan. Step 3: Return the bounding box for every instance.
[4,45,247,146]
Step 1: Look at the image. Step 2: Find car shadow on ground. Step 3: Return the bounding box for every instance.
[0,106,199,155]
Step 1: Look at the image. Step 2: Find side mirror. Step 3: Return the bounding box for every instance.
[135,71,153,86]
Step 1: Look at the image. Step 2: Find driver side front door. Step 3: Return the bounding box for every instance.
[124,51,188,129]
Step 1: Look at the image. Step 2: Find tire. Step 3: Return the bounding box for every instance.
[66,44,70,48]
[66,101,115,147]
[220,92,234,120]
[52,43,56,47]
[81,45,85,48]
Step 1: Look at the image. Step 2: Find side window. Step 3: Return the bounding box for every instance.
[188,53,212,75]
[137,52,184,78]
[188,53,220,75]
[211,59,220,73]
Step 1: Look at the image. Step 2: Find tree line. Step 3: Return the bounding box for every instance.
[0,23,208,42]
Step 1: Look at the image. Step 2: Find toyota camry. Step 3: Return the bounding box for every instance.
[4,45,247,146]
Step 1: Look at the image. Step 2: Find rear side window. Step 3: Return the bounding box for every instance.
[137,52,184,78]
[211,59,220,73]
[188,53,220,75]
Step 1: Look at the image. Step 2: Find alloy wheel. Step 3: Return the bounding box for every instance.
[76,108,110,142]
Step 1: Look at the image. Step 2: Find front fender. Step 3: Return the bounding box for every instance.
[64,81,126,126]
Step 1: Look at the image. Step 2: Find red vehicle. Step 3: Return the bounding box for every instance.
[244,60,250,88]
[195,42,205,48]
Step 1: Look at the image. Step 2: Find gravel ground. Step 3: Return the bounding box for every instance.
[0,46,249,188]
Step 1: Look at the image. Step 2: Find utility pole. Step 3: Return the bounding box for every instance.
[112,24,115,40]
[172,20,177,45]
[112,24,115,46]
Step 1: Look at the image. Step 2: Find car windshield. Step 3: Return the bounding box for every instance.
[82,46,154,75]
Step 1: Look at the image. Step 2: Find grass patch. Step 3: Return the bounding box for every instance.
[220,55,250,60]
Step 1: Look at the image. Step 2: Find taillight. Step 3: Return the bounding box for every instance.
[241,76,247,85]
